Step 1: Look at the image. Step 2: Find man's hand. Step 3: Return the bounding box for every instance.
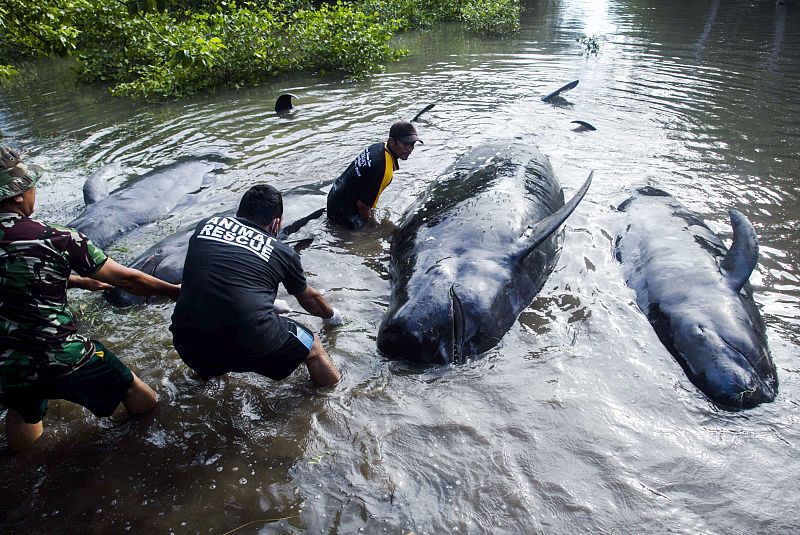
[323,307,344,326]
[0,147,22,170]
[68,274,113,291]
[274,299,292,314]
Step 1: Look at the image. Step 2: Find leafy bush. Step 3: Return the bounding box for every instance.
[461,0,521,35]
[354,0,459,31]
[0,0,93,57]
[0,65,19,80]
[0,0,521,99]
[287,2,403,75]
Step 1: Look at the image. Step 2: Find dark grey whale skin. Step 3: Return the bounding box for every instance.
[615,187,778,410]
[377,141,592,365]
[104,193,327,306]
[68,155,230,249]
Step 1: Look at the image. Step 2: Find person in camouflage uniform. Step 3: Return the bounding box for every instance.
[0,147,181,452]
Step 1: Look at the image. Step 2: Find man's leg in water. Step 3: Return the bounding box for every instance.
[123,372,157,414]
[305,334,340,386]
[5,409,44,452]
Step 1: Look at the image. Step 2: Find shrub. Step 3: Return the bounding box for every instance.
[288,2,403,75]
[461,0,521,35]
[354,0,459,31]
[0,0,521,99]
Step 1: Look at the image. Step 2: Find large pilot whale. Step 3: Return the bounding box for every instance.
[377,141,592,365]
[68,154,230,249]
[614,186,778,409]
[105,192,327,305]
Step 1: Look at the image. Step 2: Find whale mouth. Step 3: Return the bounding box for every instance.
[450,285,465,363]
[719,336,777,403]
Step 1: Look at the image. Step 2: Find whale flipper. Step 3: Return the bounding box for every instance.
[542,80,579,102]
[721,209,759,292]
[515,171,592,260]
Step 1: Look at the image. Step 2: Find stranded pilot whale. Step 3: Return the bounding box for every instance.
[68,154,230,249]
[377,141,592,365]
[614,186,778,409]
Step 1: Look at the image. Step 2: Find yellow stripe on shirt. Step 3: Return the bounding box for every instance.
[372,143,397,208]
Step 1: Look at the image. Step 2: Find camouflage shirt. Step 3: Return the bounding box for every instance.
[0,212,108,393]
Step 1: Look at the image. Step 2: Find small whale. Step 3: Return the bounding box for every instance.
[615,187,778,409]
[69,154,231,249]
[105,193,327,306]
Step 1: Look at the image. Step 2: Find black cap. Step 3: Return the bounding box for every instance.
[389,121,423,144]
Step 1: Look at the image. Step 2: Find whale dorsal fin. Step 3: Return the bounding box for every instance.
[721,209,759,292]
[82,163,120,205]
[542,80,579,102]
[515,171,592,260]
[275,93,297,113]
[280,207,326,237]
[411,103,435,122]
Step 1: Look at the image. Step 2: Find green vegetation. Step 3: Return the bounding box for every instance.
[0,0,522,99]
[461,0,521,34]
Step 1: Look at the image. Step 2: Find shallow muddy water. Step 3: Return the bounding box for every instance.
[1,0,798,533]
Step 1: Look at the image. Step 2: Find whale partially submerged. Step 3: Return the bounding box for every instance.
[105,193,327,306]
[69,155,230,249]
[377,141,592,365]
[615,186,778,409]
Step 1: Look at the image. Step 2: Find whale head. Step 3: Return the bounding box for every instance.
[377,258,500,365]
[650,294,778,410]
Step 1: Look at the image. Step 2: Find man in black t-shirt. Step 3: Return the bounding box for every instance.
[170,185,342,385]
[327,121,422,230]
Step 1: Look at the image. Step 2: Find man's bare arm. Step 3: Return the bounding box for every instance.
[355,199,378,228]
[91,258,180,301]
[295,285,334,319]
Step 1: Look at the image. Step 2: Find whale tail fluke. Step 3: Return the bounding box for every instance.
[515,171,593,260]
[721,209,759,292]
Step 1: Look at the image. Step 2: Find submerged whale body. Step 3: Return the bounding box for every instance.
[615,186,778,409]
[69,155,230,249]
[105,193,327,306]
[377,141,592,365]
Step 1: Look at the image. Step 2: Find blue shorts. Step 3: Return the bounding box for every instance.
[175,319,315,381]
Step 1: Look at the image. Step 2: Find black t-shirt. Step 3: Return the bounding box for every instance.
[327,142,398,219]
[170,215,307,355]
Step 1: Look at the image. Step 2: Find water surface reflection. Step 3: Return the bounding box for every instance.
[1,0,798,533]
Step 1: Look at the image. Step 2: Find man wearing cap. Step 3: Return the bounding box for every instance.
[326,120,422,230]
[0,147,181,451]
